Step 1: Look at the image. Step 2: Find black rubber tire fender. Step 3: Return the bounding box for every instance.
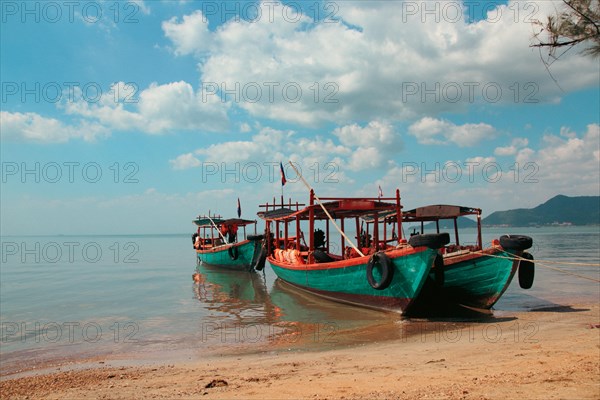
[408,233,450,249]
[499,235,533,251]
[366,252,394,290]
[228,245,239,260]
[518,251,535,289]
[247,234,264,241]
[253,244,267,271]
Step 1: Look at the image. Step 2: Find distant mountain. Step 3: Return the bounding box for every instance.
[421,216,478,230]
[483,195,600,226]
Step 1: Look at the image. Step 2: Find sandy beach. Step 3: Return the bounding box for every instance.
[1,302,598,400]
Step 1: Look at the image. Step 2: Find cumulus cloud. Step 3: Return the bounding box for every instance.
[162,11,211,56]
[375,124,600,212]
[0,111,109,143]
[494,137,529,156]
[162,0,598,126]
[408,117,495,146]
[170,120,402,176]
[330,121,403,170]
[63,81,229,134]
[169,153,201,170]
[516,124,600,194]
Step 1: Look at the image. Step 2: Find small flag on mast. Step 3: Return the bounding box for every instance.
[378,185,383,198]
[280,162,287,186]
[237,198,241,218]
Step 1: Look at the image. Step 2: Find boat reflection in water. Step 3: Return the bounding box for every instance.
[193,265,396,350]
[193,265,273,324]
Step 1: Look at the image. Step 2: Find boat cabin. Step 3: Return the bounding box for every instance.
[193,215,257,251]
[257,190,405,264]
[379,204,483,257]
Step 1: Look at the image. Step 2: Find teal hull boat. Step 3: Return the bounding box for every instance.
[196,239,265,271]
[258,190,448,313]
[269,246,439,311]
[192,214,267,272]
[398,205,535,313]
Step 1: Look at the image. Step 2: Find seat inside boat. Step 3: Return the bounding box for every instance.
[313,249,336,263]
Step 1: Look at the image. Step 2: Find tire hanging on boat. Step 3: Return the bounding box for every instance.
[228,245,239,260]
[253,244,267,271]
[366,252,394,290]
[499,235,533,251]
[408,233,450,249]
[518,251,535,289]
[247,234,264,241]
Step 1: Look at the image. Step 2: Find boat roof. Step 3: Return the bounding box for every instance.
[258,199,400,221]
[362,205,481,223]
[193,216,256,227]
[257,207,297,220]
[403,205,481,221]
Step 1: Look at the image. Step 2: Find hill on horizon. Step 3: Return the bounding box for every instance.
[482,195,600,227]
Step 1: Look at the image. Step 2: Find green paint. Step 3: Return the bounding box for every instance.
[269,248,438,301]
[197,240,259,271]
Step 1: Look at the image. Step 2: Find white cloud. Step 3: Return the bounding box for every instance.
[171,120,403,174]
[494,137,529,156]
[333,121,396,147]
[0,111,109,143]
[332,121,402,170]
[517,124,600,193]
[161,0,598,126]
[131,0,150,15]
[162,11,210,56]
[408,117,495,146]
[169,153,201,170]
[63,81,230,134]
[374,124,599,213]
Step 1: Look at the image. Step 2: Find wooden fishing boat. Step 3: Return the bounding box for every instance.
[192,215,267,272]
[257,190,448,313]
[388,205,535,313]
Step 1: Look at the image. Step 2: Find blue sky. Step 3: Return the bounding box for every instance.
[1,0,599,235]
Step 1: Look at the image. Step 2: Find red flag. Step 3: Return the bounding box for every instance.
[280,162,287,186]
[237,198,241,217]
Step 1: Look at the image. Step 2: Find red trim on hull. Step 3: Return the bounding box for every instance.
[195,239,251,255]
[442,246,504,266]
[268,246,427,271]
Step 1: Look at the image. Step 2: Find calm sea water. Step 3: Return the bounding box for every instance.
[1,227,598,375]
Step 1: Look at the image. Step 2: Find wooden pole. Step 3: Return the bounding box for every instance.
[396,189,402,241]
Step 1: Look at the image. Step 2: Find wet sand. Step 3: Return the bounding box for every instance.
[1,302,599,399]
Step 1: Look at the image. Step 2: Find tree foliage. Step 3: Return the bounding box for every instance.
[532,0,600,58]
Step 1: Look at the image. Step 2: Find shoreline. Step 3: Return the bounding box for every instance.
[2,302,598,399]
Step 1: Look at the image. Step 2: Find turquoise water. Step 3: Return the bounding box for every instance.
[1,227,598,374]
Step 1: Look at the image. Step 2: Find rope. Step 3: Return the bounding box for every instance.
[533,261,600,283]
[473,249,600,267]
[206,215,229,247]
[469,250,600,283]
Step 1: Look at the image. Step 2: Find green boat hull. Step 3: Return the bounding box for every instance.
[411,249,520,312]
[196,240,264,272]
[268,247,438,313]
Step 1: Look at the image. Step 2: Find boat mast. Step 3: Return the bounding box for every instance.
[477,210,482,250]
[454,218,460,246]
[396,189,403,241]
[308,189,315,264]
